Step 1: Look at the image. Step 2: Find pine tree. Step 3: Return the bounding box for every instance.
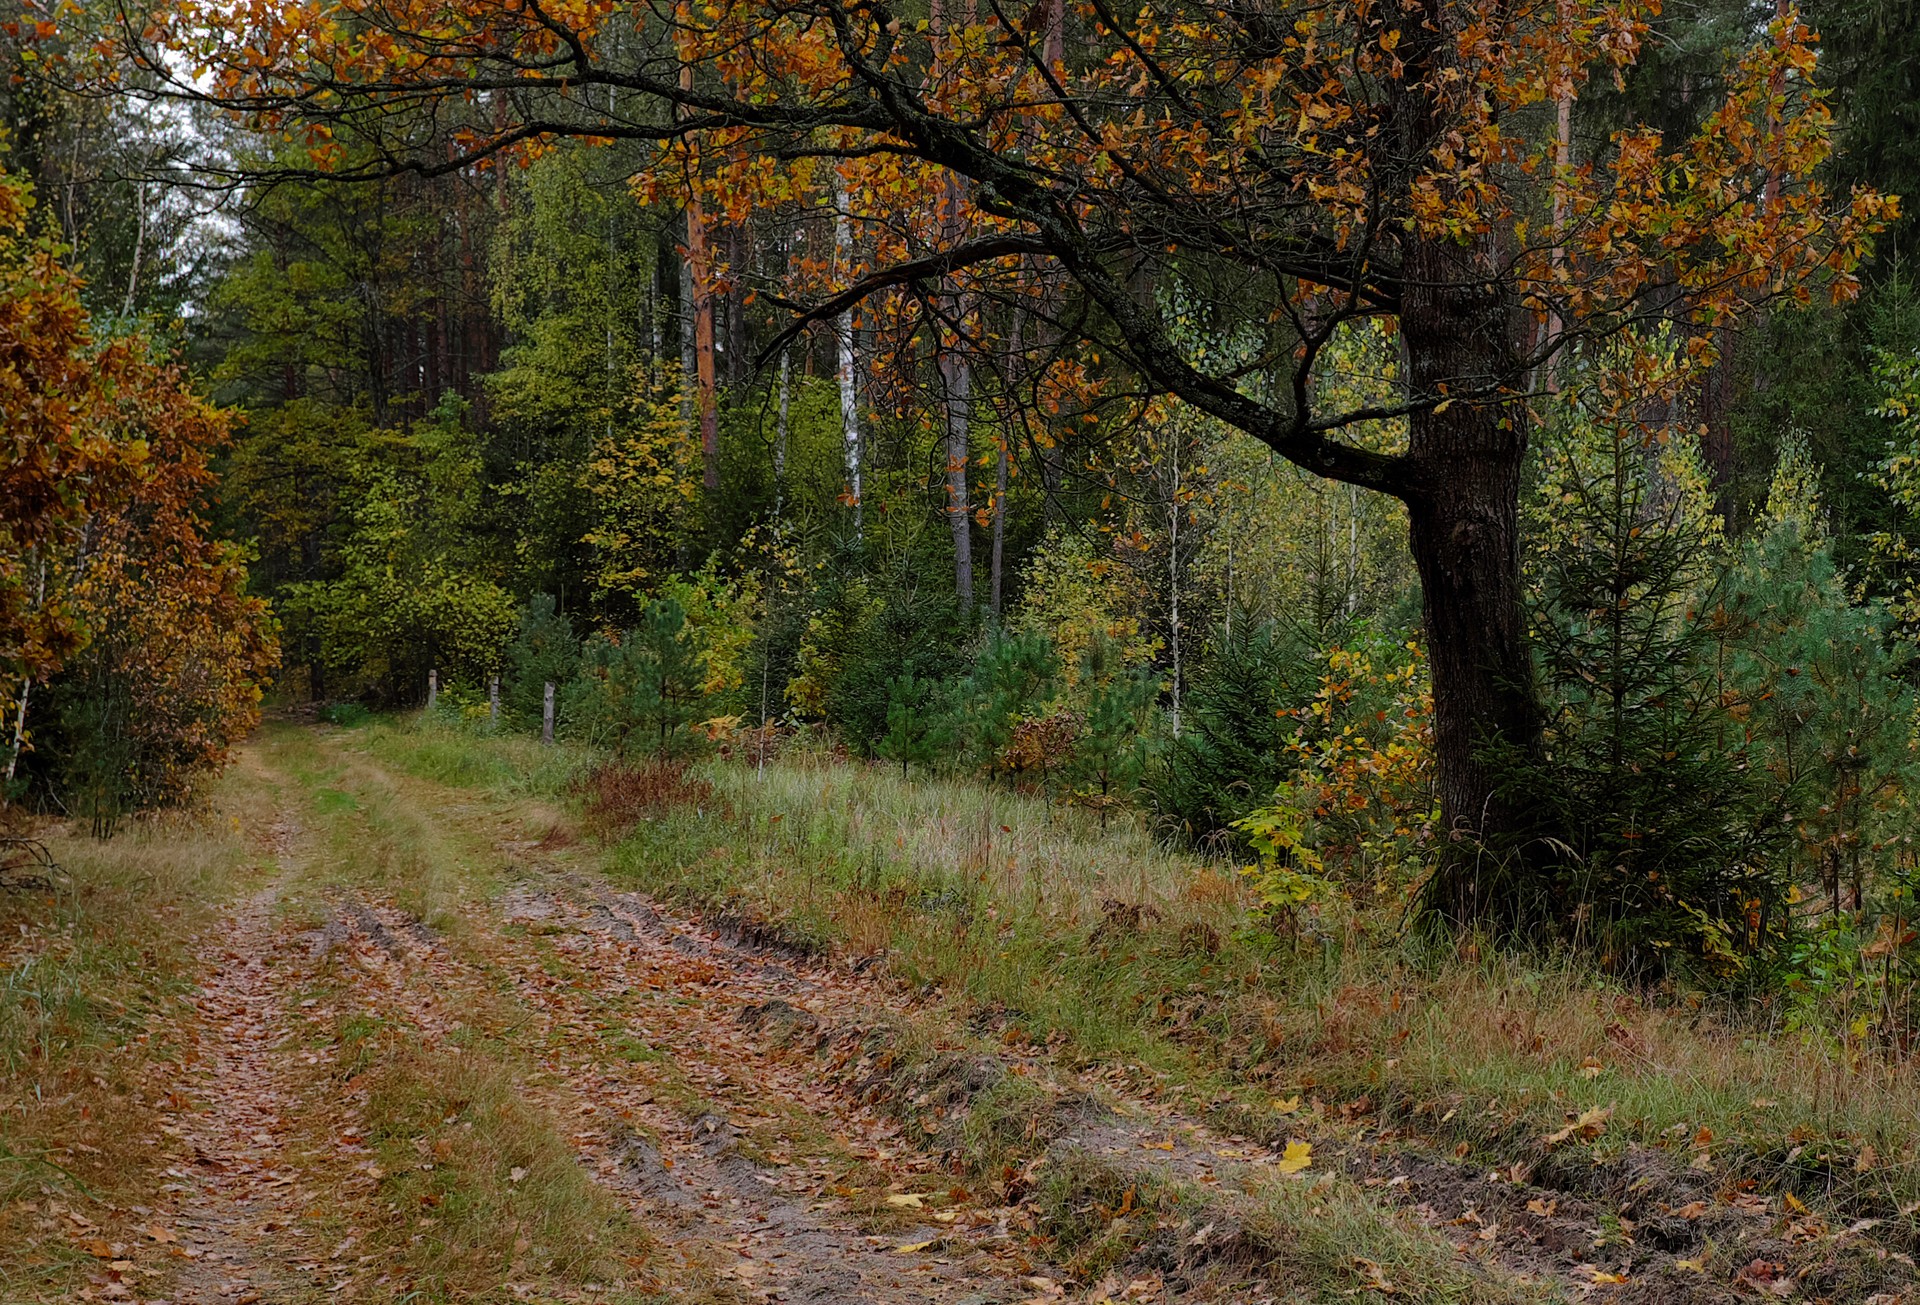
[1069,634,1157,824]
[876,671,943,776]
[504,595,580,728]
[947,630,1060,778]
[1509,394,1781,969]
[564,597,707,755]
[1151,615,1317,847]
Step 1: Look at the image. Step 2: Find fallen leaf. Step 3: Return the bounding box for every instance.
[885,1193,925,1208]
[1277,1140,1313,1174]
[1541,1104,1612,1147]
[1354,1257,1397,1294]
[894,1239,935,1254]
[1272,1095,1301,1114]
[508,1167,527,1184]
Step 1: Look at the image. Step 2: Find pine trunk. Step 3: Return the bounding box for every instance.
[686,198,720,491]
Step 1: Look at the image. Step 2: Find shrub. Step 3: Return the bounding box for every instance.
[503,594,581,728]
[560,597,707,755]
[573,757,716,838]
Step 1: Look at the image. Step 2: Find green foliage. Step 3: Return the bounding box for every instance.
[876,671,944,775]
[1150,615,1318,848]
[1507,401,1782,970]
[787,555,968,751]
[561,597,707,755]
[1867,347,1920,640]
[581,365,700,609]
[657,560,758,710]
[1234,794,1336,928]
[503,594,580,727]
[1066,634,1157,818]
[1009,527,1156,685]
[1721,518,1918,923]
[944,630,1062,778]
[280,399,517,701]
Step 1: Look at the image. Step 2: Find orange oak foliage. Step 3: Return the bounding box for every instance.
[0,167,277,803]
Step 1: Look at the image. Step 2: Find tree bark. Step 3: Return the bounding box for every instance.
[687,200,720,491]
[1399,240,1545,928]
[680,66,720,490]
[833,178,863,541]
[941,347,974,608]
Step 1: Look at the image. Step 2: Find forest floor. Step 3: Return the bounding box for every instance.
[5,720,1920,1304]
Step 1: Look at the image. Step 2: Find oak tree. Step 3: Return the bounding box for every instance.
[118,0,1892,924]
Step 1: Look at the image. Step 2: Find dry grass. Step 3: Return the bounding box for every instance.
[568,745,1920,1221]
[354,720,1920,1283]
[0,759,274,1299]
[573,757,718,840]
[352,1036,651,1299]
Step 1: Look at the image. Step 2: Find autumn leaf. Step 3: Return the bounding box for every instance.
[1277,1140,1313,1174]
[1541,1104,1613,1147]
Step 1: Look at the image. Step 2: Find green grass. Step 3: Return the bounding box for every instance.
[364,722,1920,1233]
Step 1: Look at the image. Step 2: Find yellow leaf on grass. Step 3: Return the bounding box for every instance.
[1277,1141,1313,1174]
[1272,1095,1301,1115]
[894,1239,935,1254]
[1783,1191,1810,1215]
[1541,1104,1612,1147]
[885,1193,925,1208]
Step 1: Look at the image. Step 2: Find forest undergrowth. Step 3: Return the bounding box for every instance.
[13,713,1920,1302]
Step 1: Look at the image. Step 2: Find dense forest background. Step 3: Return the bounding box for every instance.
[4,0,1920,979]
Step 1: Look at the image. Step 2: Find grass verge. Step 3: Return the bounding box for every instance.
[0,754,276,1299]
[369,726,1920,1222]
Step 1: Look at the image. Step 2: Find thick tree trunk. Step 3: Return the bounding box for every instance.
[1400,241,1546,929]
